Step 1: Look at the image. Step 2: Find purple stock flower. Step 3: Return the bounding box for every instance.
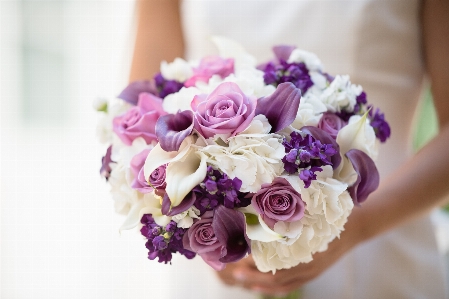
[282,131,337,187]
[262,60,313,94]
[368,107,391,143]
[192,166,249,215]
[140,214,195,264]
[154,73,184,98]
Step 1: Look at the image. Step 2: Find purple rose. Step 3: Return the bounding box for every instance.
[184,56,234,87]
[251,177,305,229]
[193,82,257,139]
[113,92,167,145]
[130,148,166,193]
[183,211,225,270]
[317,112,347,139]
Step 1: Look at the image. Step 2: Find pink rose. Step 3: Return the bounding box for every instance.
[130,148,167,194]
[182,211,225,270]
[193,82,257,139]
[113,93,166,145]
[251,177,305,229]
[184,56,234,87]
[317,112,347,139]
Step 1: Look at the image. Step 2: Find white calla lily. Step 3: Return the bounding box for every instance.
[143,136,194,180]
[165,150,208,207]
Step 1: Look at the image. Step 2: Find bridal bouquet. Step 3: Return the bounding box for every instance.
[95,37,390,273]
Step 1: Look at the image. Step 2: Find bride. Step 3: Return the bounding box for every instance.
[129,1,449,298]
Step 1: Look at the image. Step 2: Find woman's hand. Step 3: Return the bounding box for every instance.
[216,211,364,296]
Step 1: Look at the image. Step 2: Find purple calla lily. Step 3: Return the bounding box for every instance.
[273,45,296,62]
[212,206,250,263]
[346,149,380,205]
[255,82,302,133]
[118,80,158,105]
[161,192,197,216]
[301,126,342,169]
[156,110,194,152]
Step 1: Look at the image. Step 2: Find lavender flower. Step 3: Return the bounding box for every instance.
[262,60,313,94]
[282,131,337,187]
[193,166,250,215]
[140,214,195,264]
[154,73,184,98]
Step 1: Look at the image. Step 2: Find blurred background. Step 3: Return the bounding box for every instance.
[1,1,448,298]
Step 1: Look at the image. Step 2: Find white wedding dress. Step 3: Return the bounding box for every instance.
[161,1,449,298]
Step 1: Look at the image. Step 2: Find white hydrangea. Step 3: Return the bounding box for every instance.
[291,93,327,129]
[172,206,201,228]
[252,166,354,273]
[108,137,151,214]
[95,98,132,144]
[288,49,323,72]
[199,118,284,193]
[160,58,193,82]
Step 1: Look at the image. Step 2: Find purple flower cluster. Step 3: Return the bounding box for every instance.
[368,106,391,142]
[336,91,367,122]
[154,73,184,98]
[140,214,195,264]
[282,131,337,187]
[262,60,313,94]
[193,166,250,214]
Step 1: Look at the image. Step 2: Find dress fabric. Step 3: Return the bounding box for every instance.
[173,1,449,298]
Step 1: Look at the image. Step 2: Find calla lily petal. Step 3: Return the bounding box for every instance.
[301,126,342,169]
[245,214,283,242]
[119,200,145,231]
[255,82,302,133]
[156,110,194,152]
[166,192,197,216]
[336,112,377,159]
[346,149,380,205]
[273,45,296,62]
[165,151,208,207]
[118,80,157,105]
[212,206,250,263]
[143,136,194,180]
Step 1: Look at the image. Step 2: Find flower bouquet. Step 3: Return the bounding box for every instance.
[96,37,389,280]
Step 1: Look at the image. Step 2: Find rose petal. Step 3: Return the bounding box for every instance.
[156,110,194,152]
[255,82,301,133]
[346,149,380,205]
[118,81,157,105]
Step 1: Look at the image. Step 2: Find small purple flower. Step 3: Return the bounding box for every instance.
[262,60,313,94]
[140,214,195,264]
[282,131,338,187]
[368,107,391,143]
[193,166,249,214]
[251,177,305,229]
[154,73,184,98]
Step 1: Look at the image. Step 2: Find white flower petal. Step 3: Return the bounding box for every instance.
[165,150,208,207]
[245,215,283,242]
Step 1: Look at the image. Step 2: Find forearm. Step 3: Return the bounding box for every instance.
[129,0,184,82]
[352,123,449,243]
